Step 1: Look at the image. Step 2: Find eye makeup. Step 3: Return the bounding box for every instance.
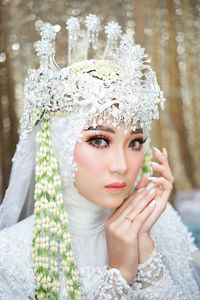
[85,133,146,150]
[86,134,111,149]
[129,137,146,151]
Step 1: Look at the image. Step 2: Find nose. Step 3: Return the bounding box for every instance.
[108,147,128,175]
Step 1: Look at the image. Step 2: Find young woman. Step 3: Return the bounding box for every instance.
[0,16,199,299]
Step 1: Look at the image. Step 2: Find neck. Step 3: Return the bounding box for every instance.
[62,184,112,235]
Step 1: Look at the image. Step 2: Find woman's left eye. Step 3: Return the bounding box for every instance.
[129,139,145,151]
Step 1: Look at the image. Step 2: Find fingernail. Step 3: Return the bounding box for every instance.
[146,183,155,190]
[163,147,168,158]
[137,188,145,193]
[149,162,160,167]
[148,188,156,195]
[148,200,157,207]
[148,176,159,182]
[153,147,162,155]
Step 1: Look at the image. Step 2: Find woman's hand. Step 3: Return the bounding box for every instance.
[137,147,174,235]
[104,188,157,284]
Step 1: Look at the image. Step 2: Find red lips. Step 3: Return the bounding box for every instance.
[105,182,127,193]
[105,182,127,188]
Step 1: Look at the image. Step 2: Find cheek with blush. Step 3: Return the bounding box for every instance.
[134,154,144,173]
[127,153,144,184]
[73,141,105,198]
[74,142,104,174]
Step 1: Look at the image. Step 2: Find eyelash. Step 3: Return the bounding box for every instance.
[86,134,146,150]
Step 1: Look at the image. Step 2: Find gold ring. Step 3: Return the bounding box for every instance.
[125,215,134,223]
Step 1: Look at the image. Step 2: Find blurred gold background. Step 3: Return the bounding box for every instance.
[0,0,200,202]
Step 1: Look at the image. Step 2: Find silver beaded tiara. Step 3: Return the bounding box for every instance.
[21,14,165,137]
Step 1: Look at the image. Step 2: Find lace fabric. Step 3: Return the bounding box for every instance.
[0,219,35,300]
[131,247,164,289]
[0,203,200,299]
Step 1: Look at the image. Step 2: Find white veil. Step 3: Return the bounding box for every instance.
[0,127,38,230]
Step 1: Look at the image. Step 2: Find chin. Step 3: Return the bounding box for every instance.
[97,193,126,210]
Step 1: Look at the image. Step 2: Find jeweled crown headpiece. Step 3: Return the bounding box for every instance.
[21,14,165,137]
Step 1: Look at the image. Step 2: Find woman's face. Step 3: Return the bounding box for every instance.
[73,121,145,209]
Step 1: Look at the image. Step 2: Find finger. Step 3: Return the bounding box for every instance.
[124,190,156,221]
[110,176,157,222]
[111,188,150,220]
[109,190,147,222]
[127,202,156,237]
[112,192,157,236]
[148,176,173,191]
[105,197,156,244]
[135,176,149,190]
[149,162,174,183]
[148,176,172,206]
[111,189,156,227]
[120,181,156,213]
[153,147,171,170]
[112,184,155,219]
[163,147,168,158]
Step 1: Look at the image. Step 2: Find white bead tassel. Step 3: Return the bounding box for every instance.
[34,23,57,71]
[66,17,80,66]
[49,55,60,71]
[33,116,82,299]
[85,14,101,60]
[103,21,122,60]
[120,33,135,46]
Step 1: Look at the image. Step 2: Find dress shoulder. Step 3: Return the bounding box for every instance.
[152,202,197,254]
[150,203,200,299]
[0,216,35,300]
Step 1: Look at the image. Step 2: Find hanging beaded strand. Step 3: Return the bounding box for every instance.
[84,14,101,60]
[66,17,80,66]
[32,115,81,300]
[102,21,122,59]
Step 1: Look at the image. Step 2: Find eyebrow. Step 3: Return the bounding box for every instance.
[85,125,143,135]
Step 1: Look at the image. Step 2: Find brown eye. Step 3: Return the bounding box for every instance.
[87,136,110,149]
[91,138,107,147]
[129,138,145,151]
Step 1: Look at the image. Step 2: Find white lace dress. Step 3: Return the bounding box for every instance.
[0,187,200,300]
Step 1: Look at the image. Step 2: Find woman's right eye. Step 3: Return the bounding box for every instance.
[87,136,110,149]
